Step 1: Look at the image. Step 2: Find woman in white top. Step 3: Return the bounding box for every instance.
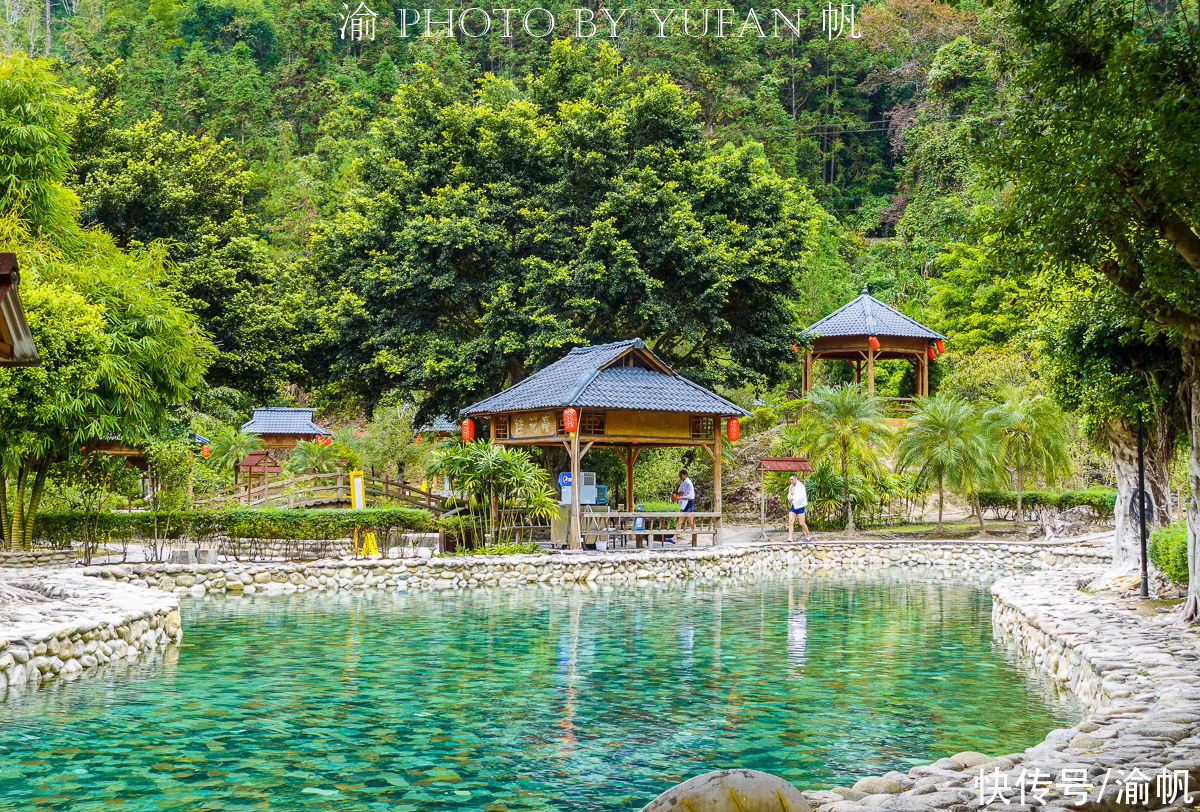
[787,473,812,543]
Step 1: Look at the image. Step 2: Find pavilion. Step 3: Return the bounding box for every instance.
[462,339,749,549]
[241,407,329,453]
[0,253,39,367]
[802,286,946,409]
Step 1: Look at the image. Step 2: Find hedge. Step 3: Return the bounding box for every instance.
[1149,523,1189,585]
[977,488,1117,520]
[34,508,434,548]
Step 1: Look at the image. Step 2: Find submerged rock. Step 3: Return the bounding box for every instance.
[640,769,809,811]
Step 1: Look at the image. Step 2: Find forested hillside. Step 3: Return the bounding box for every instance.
[1,0,1014,415]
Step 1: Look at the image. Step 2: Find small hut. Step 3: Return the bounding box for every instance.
[802,287,946,410]
[0,252,39,367]
[241,407,328,453]
[462,339,749,549]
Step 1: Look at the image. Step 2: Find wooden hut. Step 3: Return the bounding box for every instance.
[802,287,946,411]
[241,407,328,452]
[0,252,39,367]
[462,339,749,549]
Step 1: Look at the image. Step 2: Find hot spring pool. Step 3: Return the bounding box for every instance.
[0,576,1078,810]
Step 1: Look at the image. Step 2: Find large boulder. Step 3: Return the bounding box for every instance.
[640,769,809,811]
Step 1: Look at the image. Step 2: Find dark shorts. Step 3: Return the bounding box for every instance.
[789,506,806,515]
[680,500,695,512]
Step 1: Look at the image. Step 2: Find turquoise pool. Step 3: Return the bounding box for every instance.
[0,576,1077,810]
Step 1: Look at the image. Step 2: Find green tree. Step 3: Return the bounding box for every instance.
[308,42,824,419]
[0,55,77,239]
[285,438,341,475]
[207,426,264,484]
[0,222,211,548]
[984,0,1200,617]
[782,384,891,533]
[982,385,1072,530]
[897,395,999,532]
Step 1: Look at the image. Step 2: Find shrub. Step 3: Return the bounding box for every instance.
[439,541,541,557]
[977,488,1116,520]
[33,508,434,556]
[1149,523,1189,585]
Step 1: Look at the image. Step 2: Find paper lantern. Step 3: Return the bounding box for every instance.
[868,335,881,351]
[935,339,945,354]
[461,419,475,443]
[201,444,210,458]
[318,435,333,447]
[562,407,579,434]
[415,433,423,443]
[928,346,937,360]
[726,418,740,443]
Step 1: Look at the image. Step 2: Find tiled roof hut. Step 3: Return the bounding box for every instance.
[803,286,947,403]
[240,407,328,451]
[463,339,749,550]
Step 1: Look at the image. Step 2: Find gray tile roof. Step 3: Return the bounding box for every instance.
[240,407,327,435]
[807,288,946,340]
[462,339,749,417]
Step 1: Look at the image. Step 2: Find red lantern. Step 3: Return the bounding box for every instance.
[726,418,740,443]
[935,339,945,354]
[201,444,211,458]
[868,335,881,351]
[319,435,333,447]
[415,433,423,443]
[461,419,475,443]
[790,343,799,353]
[928,346,937,360]
[562,407,579,435]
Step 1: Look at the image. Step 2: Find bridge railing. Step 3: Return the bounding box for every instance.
[193,472,449,515]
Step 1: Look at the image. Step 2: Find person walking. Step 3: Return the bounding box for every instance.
[668,469,697,545]
[787,473,812,543]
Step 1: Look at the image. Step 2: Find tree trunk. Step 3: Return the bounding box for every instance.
[973,493,986,532]
[10,463,26,551]
[1015,465,1025,531]
[0,475,8,549]
[1105,417,1173,574]
[21,459,49,548]
[937,476,944,532]
[1180,340,1200,622]
[841,453,855,533]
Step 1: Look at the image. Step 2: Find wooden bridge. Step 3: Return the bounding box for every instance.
[193,472,450,514]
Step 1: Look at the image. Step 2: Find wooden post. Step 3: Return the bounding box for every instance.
[803,350,812,395]
[713,422,722,546]
[569,427,581,550]
[624,446,635,511]
[760,468,766,539]
[867,346,876,397]
[855,359,861,385]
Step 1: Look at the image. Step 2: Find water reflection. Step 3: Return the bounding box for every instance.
[0,574,1079,812]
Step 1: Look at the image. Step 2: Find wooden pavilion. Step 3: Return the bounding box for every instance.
[461,339,749,550]
[802,287,946,410]
[0,252,39,367]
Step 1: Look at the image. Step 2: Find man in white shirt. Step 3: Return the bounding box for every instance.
[787,473,812,543]
[668,469,697,545]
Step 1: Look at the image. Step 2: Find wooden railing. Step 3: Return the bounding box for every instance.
[193,472,449,515]
[883,397,917,418]
[579,510,720,548]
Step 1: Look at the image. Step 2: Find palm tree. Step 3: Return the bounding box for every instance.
[208,427,263,486]
[285,438,342,475]
[983,385,1072,530]
[897,396,1001,533]
[783,384,891,533]
[430,441,556,546]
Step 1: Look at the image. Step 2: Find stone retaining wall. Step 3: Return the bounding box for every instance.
[795,570,1200,812]
[0,549,75,568]
[81,540,1108,596]
[0,570,181,699]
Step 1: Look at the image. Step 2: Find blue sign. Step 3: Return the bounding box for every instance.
[559,472,572,487]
